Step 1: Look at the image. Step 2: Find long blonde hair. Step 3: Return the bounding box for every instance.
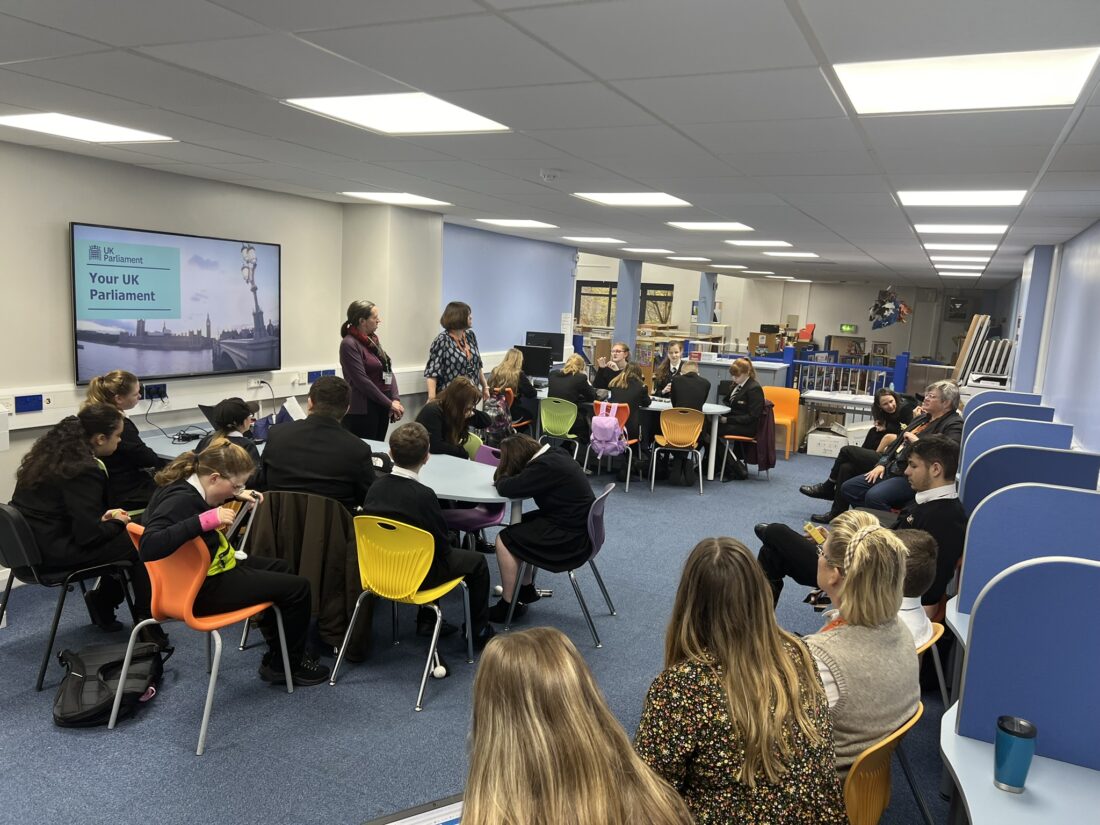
[823,511,907,626]
[610,362,643,390]
[664,537,826,788]
[560,353,587,375]
[465,628,692,825]
[155,441,254,487]
[84,370,138,408]
[489,348,524,392]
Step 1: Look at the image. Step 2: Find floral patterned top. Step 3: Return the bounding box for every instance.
[423,329,484,392]
[634,642,847,825]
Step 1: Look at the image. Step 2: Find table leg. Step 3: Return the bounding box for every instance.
[509,499,523,525]
[706,413,719,481]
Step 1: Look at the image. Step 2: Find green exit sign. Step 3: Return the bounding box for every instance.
[840,323,858,334]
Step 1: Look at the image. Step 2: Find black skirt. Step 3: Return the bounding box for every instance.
[498,509,592,571]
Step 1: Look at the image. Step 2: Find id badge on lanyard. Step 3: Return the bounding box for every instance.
[382,371,393,385]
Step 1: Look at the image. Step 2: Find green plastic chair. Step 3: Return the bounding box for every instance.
[538,397,580,458]
[463,431,483,460]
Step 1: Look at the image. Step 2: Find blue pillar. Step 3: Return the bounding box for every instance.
[1013,246,1053,393]
[782,346,796,388]
[696,272,718,332]
[613,259,642,351]
[893,352,910,394]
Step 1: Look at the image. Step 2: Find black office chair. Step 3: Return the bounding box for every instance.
[0,502,136,690]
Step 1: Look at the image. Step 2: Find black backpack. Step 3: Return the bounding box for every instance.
[52,642,167,728]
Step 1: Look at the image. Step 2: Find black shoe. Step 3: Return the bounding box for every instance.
[754,523,770,543]
[517,583,542,604]
[84,588,122,632]
[800,481,836,500]
[475,540,496,555]
[417,619,459,638]
[487,598,528,623]
[259,653,331,687]
[810,511,840,525]
[471,624,496,651]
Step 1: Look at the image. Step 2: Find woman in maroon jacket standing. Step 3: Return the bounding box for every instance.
[339,300,404,440]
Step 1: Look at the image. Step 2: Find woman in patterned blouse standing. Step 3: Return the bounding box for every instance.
[424,301,489,401]
[634,537,847,824]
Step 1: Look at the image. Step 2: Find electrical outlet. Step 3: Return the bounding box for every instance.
[144,383,168,402]
[0,396,13,415]
[290,372,307,385]
[246,377,264,389]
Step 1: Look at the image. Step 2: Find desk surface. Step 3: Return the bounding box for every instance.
[533,389,729,416]
[802,390,875,408]
[940,704,1100,824]
[945,597,970,649]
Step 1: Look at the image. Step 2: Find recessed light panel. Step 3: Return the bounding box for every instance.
[343,192,450,205]
[0,113,173,142]
[562,236,625,243]
[477,219,557,228]
[725,240,791,247]
[934,263,985,270]
[712,265,747,269]
[765,275,794,280]
[285,92,508,135]
[742,270,775,275]
[764,251,819,258]
[915,224,1008,234]
[573,192,691,206]
[668,256,711,261]
[939,272,982,278]
[622,247,674,254]
[667,221,754,231]
[898,190,1026,206]
[930,255,991,263]
[788,278,812,283]
[835,47,1100,114]
[924,243,997,251]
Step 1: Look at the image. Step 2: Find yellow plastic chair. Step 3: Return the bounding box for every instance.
[844,702,933,825]
[763,385,800,460]
[331,516,473,711]
[650,408,705,495]
[463,431,483,460]
[916,621,950,707]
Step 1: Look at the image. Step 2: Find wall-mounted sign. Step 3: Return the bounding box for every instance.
[840,323,858,334]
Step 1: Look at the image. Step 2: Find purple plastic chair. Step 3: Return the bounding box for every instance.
[441,445,506,549]
[503,483,617,647]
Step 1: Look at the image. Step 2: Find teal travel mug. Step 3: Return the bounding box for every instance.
[994,716,1037,793]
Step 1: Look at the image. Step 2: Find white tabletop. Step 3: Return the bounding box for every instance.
[940,704,1100,824]
[645,397,730,416]
[945,597,970,650]
[802,390,875,408]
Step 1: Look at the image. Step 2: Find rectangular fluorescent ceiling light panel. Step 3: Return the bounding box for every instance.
[934,263,985,270]
[789,278,812,283]
[765,275,794,279]
[939,272,981,278]
[924,243,997,251]
[712,265,747,269]
[898,190,1026,206]
[622,247,674,254]
[343,192,450,205]
[573,192,691,207]
[285,92,508,135]
[930,255,991,262]
[764,251,819,257]
[835,47,1100,114]
[562,236,624,243]
[668,256,711,261]
[477,219,557,228]
[726,240,791,247]
[743,270,774,275]
[0,113,173,142]
[667,221,753,231]
[915,224,1008,234]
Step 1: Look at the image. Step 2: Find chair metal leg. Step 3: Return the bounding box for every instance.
[271,606,293,694]
[568,570,601,648]
[206,631,213,674]
[415,605,444,712]
[108,618,159,729]
[896,743,936,825]
[461,582,474,664]
[197,629,223,755]
[504,561,528,631]
[588,560,616,615]
[37,584,73,691]
[932,643,950,707]
[239,619,250,651]
[624,448,632,493]
[650,447,661,491]
[0,570,14,626]
[721,442,730,479]
[330,590,370,686]
[695,449,704,495]
[119,570,138,624]
[582,444,592,473]
[391,601,399,645]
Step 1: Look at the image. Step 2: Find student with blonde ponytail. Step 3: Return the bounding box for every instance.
[140,442,329,686]
[464,627,692,825]
[635,538,846,823]
[84,370,165,509]
[803,511,920,775]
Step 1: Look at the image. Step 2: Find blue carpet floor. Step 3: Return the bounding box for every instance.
[0,452,950,824]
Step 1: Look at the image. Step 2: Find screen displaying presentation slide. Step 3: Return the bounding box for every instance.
[364,795,462,825]
[71,222,281,383]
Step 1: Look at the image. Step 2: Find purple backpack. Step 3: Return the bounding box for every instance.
[590,404,627,458]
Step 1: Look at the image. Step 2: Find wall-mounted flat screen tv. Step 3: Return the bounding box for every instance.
[71,223,281,384]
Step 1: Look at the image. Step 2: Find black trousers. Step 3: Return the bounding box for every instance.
[344,403,390,441]
[821,445,881,518]
[421,546,491,633]
[47,532,153,620]
[193,556,312,663]
[756,523,818,605]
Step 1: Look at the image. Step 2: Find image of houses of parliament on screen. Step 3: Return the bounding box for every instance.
[72,223,281,383]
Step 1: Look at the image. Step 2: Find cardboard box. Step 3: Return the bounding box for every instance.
[807,431,848,458]
[845,421,874,446]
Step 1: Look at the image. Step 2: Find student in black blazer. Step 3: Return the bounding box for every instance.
[84,370,166,510]
[593,341,630,389]
[547,354,598,441]
[415,376,491,459]
[719,358,765,439]
[10,404,153,630]
[361,423,494,648]
[670,362,712,411]
[651,342,685,397]
[259,376,376,512]
[607,363,651,441]
[488,348,538,421]
[196,397,262,484]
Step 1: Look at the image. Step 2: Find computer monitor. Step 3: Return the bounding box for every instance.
[516,344,553,379]
[525,331,565,362]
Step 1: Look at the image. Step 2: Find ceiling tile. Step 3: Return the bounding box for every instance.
[1066,106,1100,144]
[524,123,712,158]
[441,83,655,130]
[877,146,1051,175]
[863,110,1073,150]
[120,142,262,164]
[403,133,572,160]
[683,118,864,155]
[216,0,483,30]
[0,67,149,113]
[0,13,105,64]
[1049,144,1100,172]
[722,149,878,176]
[301,15,588,92]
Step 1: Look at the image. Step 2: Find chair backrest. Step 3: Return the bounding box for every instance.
[352,515,435,601]
[959,417,1073,479]
[916,622,945,657]
[962,390,1042,419]
[474,444,501,467]
[844,702,925,825]
[961,401,1053,447]
[959,444,1100,514]
[797,323,816,342]
[463,431,483,460]
[0,502,43,571]
[658,407,704,447]
[586,483,615,561]
[126,523,210,626]
[594,400,631,431]
[492,386,516,409]
[539,397,579,437]
[763,385,800,421]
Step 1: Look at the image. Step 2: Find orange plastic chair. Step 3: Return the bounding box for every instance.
[582,402,641,492]
[494,386,531,431]
[108,524,293,755]
[650,408,705,495]
[763,385,800,460]
[844,702,931,825]
[916,622,950,708]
